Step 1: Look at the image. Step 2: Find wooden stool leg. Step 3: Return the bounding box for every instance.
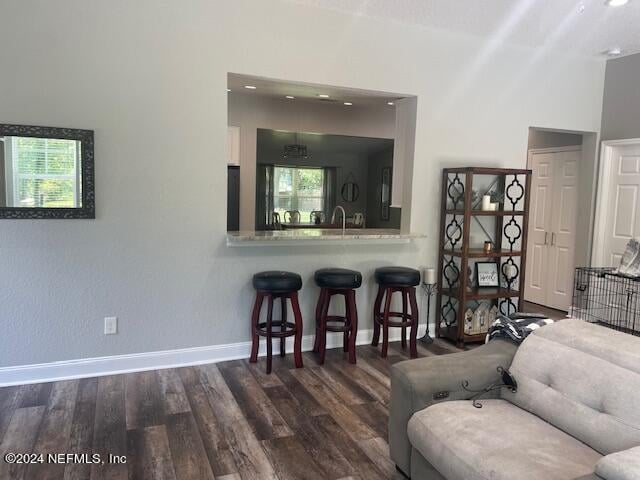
[266,295,274,374]
[381,288,392,358]
[290,292,304,368]
[343,292,349,353]
[401,288,408,350]
[319,291,330,365]
[408,287,419,358]
[313,289,326,353]
[280,296,287,358]
[371,286,384,346]
[250,292,264,363]
[346,289,358,364]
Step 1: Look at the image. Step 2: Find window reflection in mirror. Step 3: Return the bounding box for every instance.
[273,166,324,223]
[0,136,81,208]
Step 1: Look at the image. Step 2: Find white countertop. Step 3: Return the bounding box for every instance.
[226,228,425,246]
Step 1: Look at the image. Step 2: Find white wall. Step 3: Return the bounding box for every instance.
[228,93,396,229]
[0,0,605,369]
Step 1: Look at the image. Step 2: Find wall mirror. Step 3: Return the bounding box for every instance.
[0,124,94,219]
[341,172,360,203]
[252,128,397,230]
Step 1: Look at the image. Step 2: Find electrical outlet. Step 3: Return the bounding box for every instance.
[104,317,118,335]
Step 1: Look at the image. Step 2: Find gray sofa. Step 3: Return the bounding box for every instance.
[390,319,640,480]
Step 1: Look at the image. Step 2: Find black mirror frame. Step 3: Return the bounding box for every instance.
[0,124,95,219]
[341,181,360,203]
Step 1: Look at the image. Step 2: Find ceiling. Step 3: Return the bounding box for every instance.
[284,0,640,58]
[257,129,394,159]
[228,73,407,107]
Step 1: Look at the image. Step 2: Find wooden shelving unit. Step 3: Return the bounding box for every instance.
[435,167,532,347]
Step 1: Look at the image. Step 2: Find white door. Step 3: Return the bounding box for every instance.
[546,150,580,310]
[525,152,554,306]
[525,148,581,311]
[593,142,640,267]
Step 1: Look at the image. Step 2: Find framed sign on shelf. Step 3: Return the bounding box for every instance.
[476,261,500,287]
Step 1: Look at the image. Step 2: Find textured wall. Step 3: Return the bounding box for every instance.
[0,0,605,368]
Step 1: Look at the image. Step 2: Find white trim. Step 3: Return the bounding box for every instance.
[591,138,640,266]
[0,324,431,387]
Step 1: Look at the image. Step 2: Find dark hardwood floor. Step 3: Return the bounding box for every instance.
[0,339,463,480]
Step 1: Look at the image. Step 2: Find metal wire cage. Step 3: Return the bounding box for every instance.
[570,267,640,336]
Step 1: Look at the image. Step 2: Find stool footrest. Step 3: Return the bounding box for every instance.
[374,312,417,328]
[256,320,297,338]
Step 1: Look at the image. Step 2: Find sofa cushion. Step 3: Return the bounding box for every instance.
[504,320,640,454]
[408,399,601,480]
[596,446,640,480]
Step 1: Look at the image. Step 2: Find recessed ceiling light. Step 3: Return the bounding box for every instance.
[285,95,295,99]
[605,0,629,6]
[387,101,395,106]
[227,88,231,92]
[606,47,623,56]
[343,102,353,106]
[318,94,330,98]
[244,85,257,90]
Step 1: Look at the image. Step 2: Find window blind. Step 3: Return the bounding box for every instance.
[9,136,80,208]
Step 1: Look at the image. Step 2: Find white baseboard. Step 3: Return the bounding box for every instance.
[0,324,430,387]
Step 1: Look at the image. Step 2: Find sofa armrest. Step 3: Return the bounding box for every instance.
[595,446,640,480]
[389,339,518,475]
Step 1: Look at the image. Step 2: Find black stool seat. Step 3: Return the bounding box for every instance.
[314,268,362,289]
[374,267,420,287]
[253,271,302,293]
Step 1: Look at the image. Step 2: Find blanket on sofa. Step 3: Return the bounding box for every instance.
[487,313,553,344]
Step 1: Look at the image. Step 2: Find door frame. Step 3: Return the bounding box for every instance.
[591,138,640,266]
[525,145,582,309]
[527,145,583,165]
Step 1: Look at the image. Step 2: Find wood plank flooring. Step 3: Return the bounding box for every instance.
[0,340,462,480]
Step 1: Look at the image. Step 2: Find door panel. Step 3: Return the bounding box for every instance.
[530,244,545,288]
[612,185,637,238]
[551,246,570,295]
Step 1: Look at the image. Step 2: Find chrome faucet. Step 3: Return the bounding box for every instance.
[331,205,346,233]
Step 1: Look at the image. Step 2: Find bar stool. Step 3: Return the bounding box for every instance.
[250,271,304,374]
[372,266,420,358]
[313,268,362,364]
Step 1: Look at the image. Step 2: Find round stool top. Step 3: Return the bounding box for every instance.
[314,268,362,289]
[374,266,420,287]
[253,271,302,293]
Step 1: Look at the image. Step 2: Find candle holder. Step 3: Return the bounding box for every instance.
[419,282,437,344]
